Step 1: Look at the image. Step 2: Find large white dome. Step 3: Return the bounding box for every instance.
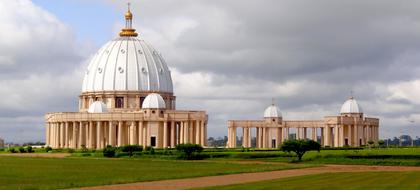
[340,97,363,114]
[264,104,282,118]
[82,37,173,93]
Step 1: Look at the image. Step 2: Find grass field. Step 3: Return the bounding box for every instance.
[0,156,307,190]
[196,171,420,190]
[251,148,420,166]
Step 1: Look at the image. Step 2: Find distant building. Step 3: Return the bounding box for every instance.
[227,97,380,148]
[0,138,4,148]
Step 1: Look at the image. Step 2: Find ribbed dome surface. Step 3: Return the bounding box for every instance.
[142,93,166,109]
[264,104,282,118]
[82,37,173,93]
[340,97,363,114]
[88,101,108,113]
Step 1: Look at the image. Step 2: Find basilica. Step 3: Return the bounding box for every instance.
[45,8,208,149]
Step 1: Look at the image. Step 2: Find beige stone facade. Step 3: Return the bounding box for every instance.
[227,99,379,148]
[45,106,207,149]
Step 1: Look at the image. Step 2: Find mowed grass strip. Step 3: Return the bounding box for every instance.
[196,171,420,190]
[258,148,420,166]
[0,156,307,190]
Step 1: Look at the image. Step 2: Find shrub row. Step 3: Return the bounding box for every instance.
[7,146,34,153]
[103,145,159,158]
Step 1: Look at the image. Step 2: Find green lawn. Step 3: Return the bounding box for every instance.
[196,171,420,190]
[258,148,420,166]
[0,156,307,190]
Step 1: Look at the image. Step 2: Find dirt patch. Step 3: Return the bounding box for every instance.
[0,153,70,158]
[68,165,420,190]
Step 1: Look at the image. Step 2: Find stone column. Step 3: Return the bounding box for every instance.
[60,122,65,148]
[354,125,358,146]
[53,123,57,148]
[171,121,176,147]
[138,121,143,146]
[296,128,301,140]
[248,128,252,147]
[232,127,237,148]
[242,128,247,147]
[189,121,194,144]
[142,122,147,146]
[180,122,184,144]
[195,121,200,145]
[58,122,62,148]
[347,125,352,146]
[64,122,69,148]
[87,121,92,149]
[108,121,114,146]
[339,125,344,147]
[51,123,55,148]
[313,128,318,141]
[262,127,266,148]
[320,127,324,145]
[72,122,78,149]
[277,127,282,148]
[334,125,339,147]
[184,121,189,143]
[163,121,168,148]
[200,121,205,146]
[323,126,329,147]
[130,121,137,145]
[117,121,123,147]
[303,128,307,140]
[255,127,259,148]
[78,122,84,148]
[84,122,89,148]
[97,121,103,149]
[54,123,58,148]
[45,123,50,147]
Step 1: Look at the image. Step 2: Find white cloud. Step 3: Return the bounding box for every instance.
[0,0,86,143]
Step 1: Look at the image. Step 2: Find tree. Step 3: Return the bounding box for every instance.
[119,145,143,157]
[176,143,203,160]
[368,140,374,148]
[280,139,321,161]
[378,140,385,148]
[103,145,116,158]
[45,146,52,152]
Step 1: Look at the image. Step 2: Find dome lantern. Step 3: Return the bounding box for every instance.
[119,2,138,37]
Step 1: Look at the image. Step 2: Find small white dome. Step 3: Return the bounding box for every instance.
[142,93,166,109]
[340,97,363,114]
[264,104,282,118]
[88,101,108,113]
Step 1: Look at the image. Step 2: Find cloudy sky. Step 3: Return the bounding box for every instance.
[1,0,419,143]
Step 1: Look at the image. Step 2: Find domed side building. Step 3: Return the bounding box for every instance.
[227,97,379,148]
[45,8,208,149]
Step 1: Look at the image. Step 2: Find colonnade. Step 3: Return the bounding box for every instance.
[227,125,379,148]
[46,120,207,149]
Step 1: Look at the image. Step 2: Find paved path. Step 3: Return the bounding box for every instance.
[69,165,420,190]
